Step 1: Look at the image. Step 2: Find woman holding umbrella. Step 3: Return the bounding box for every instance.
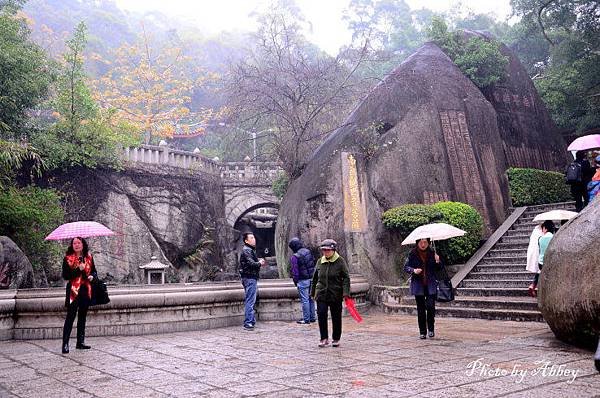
[404,238,443,339]
[61,237,97,353]
[45,221,114,354]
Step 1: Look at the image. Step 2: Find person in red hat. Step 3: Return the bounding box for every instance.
[311,239,350,348]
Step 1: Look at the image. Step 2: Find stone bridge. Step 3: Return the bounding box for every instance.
[121,144,282,227]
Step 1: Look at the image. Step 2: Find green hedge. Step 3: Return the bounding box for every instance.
[431,202,484,265]
[382,201,483,265]
[507,167,571,206]
[381,204,443,236]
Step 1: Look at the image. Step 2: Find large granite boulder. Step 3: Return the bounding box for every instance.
[0,236,34,289]
[539,199,600,349]
[50,166,236,285]
[275,39,566,283]
[467,31,566,170]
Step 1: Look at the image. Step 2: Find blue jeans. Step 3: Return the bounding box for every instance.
[297,279,316,322]
[242,278,257,327]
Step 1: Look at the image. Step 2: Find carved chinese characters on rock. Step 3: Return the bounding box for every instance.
[341,152,367,232]
[439,110,489,224]
[490,87,536,113]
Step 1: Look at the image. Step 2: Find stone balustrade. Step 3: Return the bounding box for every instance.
[0,275,369,340]
[122,145,221,176]
[121,145,283,183]
[220,162,282,184]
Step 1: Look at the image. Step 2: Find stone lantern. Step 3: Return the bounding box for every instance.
[139,256,169,285]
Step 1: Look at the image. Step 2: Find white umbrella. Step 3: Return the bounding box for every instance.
[533,210,578,222]
[401,223,466,246]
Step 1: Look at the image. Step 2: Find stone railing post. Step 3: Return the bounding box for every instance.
[159,140,170,165]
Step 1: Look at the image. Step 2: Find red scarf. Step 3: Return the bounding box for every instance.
[65,253,93,304]
[417,249,429,285]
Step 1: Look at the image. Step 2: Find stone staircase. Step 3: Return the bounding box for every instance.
[383,201,576,322]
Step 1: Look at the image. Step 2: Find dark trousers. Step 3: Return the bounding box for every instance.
[62,300,88,345]
[571,184,588,212]
[415,294,436,334]
[533,263,543,285]
[317,300,342,341]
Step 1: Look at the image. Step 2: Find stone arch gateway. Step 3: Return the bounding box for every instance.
[224,185,280,228]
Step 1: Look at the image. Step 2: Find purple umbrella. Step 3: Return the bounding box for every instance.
[567,134,600,151]
[45,221,115,241]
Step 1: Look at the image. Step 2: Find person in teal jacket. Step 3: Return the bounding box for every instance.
[530,220,555,297]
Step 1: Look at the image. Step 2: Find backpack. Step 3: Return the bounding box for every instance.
[293,248,315,280]
[565,161,582,184]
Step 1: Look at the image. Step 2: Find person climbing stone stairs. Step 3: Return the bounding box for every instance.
[384,202,576,322]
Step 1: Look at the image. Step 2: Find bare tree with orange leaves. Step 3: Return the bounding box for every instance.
[94,23,218,144]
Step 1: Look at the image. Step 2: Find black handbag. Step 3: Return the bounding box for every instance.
[437,278,455,302]
[90,278,110,306]
[435,265,455,303]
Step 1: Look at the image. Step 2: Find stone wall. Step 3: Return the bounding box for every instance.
[1,276,369,340]
[49,165,237,285]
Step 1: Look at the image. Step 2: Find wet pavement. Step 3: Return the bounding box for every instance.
[0,312,598,397]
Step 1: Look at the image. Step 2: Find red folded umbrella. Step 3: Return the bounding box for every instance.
[344,297,363,323]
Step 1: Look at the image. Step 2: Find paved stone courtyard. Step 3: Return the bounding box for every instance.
[0,312,598,398]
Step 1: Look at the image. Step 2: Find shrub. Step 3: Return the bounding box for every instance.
[382,201,483,265]
[0,186,64,277]
[431,202,484,265]
[427,16,508,89]
[272,171,289,199]
[507,167,572,206]
[381,204,443,236]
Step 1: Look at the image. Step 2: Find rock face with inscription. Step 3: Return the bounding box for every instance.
[538,199,600,349]
[470,30,566,170]
[275,40,565,283]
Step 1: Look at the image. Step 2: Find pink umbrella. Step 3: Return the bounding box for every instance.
[567,134,600,151]
[45,221,115,241]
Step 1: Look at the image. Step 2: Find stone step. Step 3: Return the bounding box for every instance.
[384,303,544,322]
[487,248,527,258]
[501,230,531,238]
[474,264,529,272]
[522,205,577,215]
[493,242,529,250]
[513,201,575,213]
[401,296,539,311]
[459,279,532,288]
[499,236,530,244]
[511,224,539,232]
[479,256,525,265]
[514,220,542,227]
[468,271,532,280]
[389,286,533,298]
[456,287,531,297]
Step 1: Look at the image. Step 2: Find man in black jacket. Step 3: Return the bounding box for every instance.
[239,232,265,330]
[570,151,596,211]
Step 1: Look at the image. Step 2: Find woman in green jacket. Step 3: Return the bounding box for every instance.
[311,239,351,348]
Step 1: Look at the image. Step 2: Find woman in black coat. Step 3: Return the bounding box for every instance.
[403,238,443,339]
[62,237,97,354]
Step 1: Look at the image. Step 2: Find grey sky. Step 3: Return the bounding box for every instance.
[115,0,512,54]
